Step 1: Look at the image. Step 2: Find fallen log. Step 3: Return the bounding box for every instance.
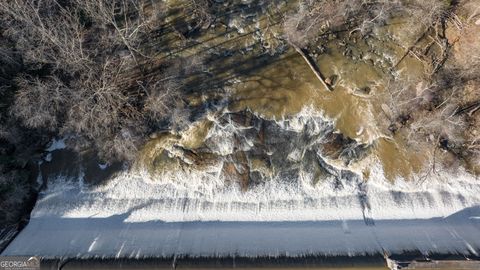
[455,100,480,116]
[288,41,333,91]
[391,27,432,71]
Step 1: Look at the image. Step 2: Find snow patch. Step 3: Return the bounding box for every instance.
[98,163,108,170]
[45,137,66,152]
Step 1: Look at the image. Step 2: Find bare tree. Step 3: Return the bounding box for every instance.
[0,0,171,162]
[0,0,86,71]
[11,75,69,131]
[143,79,182,120]
[0,45,21,78]
[75,0,152,61]
[403,0,450,29]
[283,0,374,47]
[186,0,215,30]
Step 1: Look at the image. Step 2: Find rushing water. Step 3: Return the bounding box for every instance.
[156,1,435,181]
[3,109,480,258]
[3,0,480,262]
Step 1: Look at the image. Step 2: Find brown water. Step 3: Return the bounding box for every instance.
[140,0,438,181]
[230,34,430,180]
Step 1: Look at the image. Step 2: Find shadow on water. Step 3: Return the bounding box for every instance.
[39,149,123,189]
[132,0,288,96]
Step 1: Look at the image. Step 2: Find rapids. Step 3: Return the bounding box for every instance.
[3,0,480,260]
[3,109,480,258]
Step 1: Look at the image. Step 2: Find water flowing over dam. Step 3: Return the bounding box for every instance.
[2,0,480,265]
[3,109,480,259]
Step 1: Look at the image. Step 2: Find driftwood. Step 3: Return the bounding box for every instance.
[391,27,432,70]
[455,101,480,116]
[288,41,333,91]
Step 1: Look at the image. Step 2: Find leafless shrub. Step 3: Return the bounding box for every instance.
[11,75,69,131]
[408,104,466,145]
[452,25,480,72]
[143,79,182,120]
[75,0,153,60]
[186,0,215,30]
[283,0,450,48]
[0,0,86,71]
[96,127,144,162]
[148,1,168,27]
[0,46,21,77]
[350,0,403,35]
[283,0,350,47]
[402,0,450,29]
[383,78,436,121]
[65,58,140,137]
[0,0,187,162]
[284,0,403,47]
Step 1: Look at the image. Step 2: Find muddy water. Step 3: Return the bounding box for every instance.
[231,39,428,180]
[140,0,438,181]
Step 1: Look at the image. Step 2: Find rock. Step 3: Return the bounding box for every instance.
[222,151,250,190]
[398,114,411,126]
[326,75,338,86]
[476,18,480,26]
[356,86,371,95]
[320,132,370,163]
[325,77,332,85]
[143,109,369,189]
[439,138,450,150]
[388,123,399,134]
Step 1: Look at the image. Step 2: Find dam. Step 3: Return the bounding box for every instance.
[1,0,480,268]
[3,110,480,260]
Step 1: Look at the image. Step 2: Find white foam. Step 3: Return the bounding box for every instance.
[3,108,480,258]
[4,171,480,258]
[21,163,480,223]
